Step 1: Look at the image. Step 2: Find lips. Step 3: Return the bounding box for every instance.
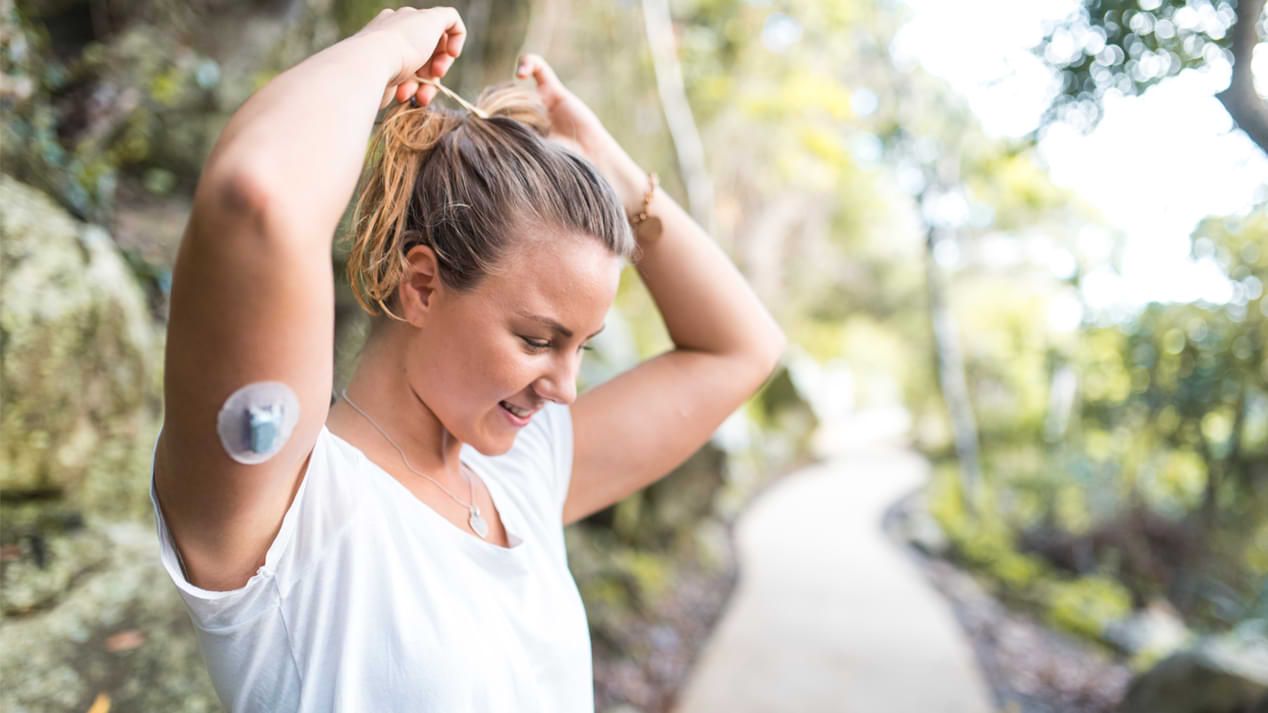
[499,401,540,419]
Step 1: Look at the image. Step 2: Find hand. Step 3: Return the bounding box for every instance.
[515,54,643,212]
[355,6,467,110]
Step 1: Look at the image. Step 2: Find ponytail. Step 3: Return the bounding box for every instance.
[346,107,459,320]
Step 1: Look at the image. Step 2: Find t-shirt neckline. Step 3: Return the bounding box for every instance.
[322,424,528,557]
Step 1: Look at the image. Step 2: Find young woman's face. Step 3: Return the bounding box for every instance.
[408,233,623,454]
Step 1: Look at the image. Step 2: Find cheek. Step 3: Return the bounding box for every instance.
[486,349,536,397]
[456,333,537,405]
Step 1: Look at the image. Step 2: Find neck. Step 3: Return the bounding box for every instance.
[331,326,466,487]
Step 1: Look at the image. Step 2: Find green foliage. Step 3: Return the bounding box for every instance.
[928,464,1135,643]
[963,149,1074,232]
[1,4,225,220]
[1042,575,1135,641]
[932,465,1040,590]
[951,201,1268,630]
[955,276,1073,445]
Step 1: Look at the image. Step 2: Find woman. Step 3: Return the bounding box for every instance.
[150,5,784,712]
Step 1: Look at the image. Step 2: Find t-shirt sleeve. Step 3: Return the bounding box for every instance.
[148,426,339,631]
[502,401,576,521]
[544,402,575,517]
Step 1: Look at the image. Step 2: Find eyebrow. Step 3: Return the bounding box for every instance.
[516,310,605,340]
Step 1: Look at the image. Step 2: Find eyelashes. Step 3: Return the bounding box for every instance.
[521,337,593,353]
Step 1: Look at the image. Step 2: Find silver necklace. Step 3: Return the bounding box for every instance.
[339,389,490,539]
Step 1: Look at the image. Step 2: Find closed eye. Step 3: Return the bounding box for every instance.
[521,337,594,353]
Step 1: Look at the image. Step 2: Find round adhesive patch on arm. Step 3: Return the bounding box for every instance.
[216,381,301,465]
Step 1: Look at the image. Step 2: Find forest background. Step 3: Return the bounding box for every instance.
[3,0,1268,711]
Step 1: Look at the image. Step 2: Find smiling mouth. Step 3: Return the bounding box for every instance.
[499,401,537,419]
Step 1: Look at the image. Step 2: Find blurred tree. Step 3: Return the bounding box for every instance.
[642,0,715,233]
[1016,206,1268,623]
[868,52,1091,508]
[1039,0,1268,155]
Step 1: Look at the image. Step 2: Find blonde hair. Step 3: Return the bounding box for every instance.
[343,81,636,321]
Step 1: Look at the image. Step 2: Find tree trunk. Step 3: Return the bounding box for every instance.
[639,0,715,235]
[1215,0,1268,155]
[924,225,983,509]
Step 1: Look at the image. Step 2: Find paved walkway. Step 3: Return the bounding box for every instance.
[671,443,996,713]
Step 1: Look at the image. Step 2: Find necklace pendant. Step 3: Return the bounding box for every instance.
[469,505,489,539]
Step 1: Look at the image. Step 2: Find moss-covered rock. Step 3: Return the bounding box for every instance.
[1120,625,1268,713]
[753,363,819,461]
[0,501,110,617]
[2,0,341,221]
[0,521,218,712]
[0,175,161,521]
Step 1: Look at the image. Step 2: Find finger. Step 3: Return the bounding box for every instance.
[417,82,438,107]
[516,53,561,89]
[430,52,455,78]
[436,8,466,57]
[396,79,420,105]
[516,54,570,108]
[446,27,466,58]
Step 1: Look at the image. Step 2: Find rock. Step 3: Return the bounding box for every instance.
[755,363,820,461]
[1119,626,1268,713]
[0,501,110,617]
[0,175,161,521]
[0,521,220,712]
[641,444,727,547]
[1104,599,1190,662]
[903,501,951,556]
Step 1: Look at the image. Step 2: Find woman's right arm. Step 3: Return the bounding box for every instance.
[156,7,464,592]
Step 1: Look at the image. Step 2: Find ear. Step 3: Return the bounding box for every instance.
[396,243,444,327]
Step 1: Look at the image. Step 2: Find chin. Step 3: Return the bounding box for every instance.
[465,423,518,457]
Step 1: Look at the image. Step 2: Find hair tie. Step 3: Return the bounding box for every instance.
[419,77,490,119]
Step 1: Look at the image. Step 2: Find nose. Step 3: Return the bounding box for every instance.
[535,351,581,406]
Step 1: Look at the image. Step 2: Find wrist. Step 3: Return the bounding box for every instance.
[340,30,402,84]
[591,137,646,215]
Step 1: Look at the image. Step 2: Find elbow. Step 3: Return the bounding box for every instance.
[213,163,277,222]
[185,158,291,247]
[765,330,789,378]
[744,326,788,387]
[193,158,281,236]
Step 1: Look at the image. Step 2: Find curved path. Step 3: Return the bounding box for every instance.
[671,442,995,713]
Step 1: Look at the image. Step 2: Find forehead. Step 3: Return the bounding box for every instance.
[479,234,622,325]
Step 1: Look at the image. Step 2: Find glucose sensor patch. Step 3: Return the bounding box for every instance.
[217,381,300,465]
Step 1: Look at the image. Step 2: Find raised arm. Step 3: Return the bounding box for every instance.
[204,7,466,237]
[155,8,466,591]
[513,56,787,526]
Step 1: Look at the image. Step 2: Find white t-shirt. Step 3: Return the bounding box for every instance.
[149,402,594,713]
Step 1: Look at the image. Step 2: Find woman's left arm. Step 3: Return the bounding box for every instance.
[516,56,787,526]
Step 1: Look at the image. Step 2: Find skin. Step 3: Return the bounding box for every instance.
[157,6,786,588]
[326,233,620,523]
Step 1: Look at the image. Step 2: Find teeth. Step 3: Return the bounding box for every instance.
[502,401,530,417]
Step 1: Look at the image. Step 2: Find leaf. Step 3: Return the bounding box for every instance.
[86,692,110,713]
[104,629,145,653]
